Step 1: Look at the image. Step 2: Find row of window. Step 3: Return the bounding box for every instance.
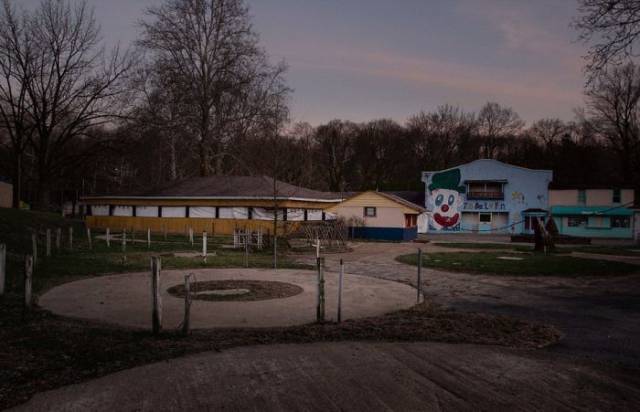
[567,216,630,228]
[88,205,333,222]
[577,189,622,205]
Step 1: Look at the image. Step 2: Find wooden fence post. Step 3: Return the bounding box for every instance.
[202,231,207,262]
[86,227,92,250]
[244,231,249,268]
[55,228,61,252]
[147,228,151,249]
[316,257,325,322]
[338,258,344,323]
[182,274,192,335]
[417,249,423,304]
[151,256,162,335]
[0,243,6,296]
[68,227,73,250]
[24,255,33,308]
[31,233,37,267]
[189,227,194,246]
[163,225,167,241]
[122,230,127,253]
[106,228,111,247]
[46,228,51,257]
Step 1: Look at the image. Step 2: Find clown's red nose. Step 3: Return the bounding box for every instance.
[441,204,449,212]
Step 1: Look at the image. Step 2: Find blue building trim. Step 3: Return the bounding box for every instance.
[350,226,417,241]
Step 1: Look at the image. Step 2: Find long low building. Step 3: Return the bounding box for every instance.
[82,176,343,235]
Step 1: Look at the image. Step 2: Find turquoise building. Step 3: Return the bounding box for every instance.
[549,187,636,239]
[422,160,553,234]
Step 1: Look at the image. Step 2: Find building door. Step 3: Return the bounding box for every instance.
[404,214,417,228]
[479,213,492,233]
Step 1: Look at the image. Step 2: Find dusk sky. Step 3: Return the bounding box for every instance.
[21,0,586,126]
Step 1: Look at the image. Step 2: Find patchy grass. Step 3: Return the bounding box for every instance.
[396,252,639,277]
[0,209,305,294]
[433,242,533,252]
[559,245,640,257]
[0,295,560,410]
[432,241,640,258]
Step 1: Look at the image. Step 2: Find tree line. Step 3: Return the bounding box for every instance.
[0,0,639,210]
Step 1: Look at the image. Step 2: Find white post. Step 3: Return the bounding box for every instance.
[316,236,320,258]
[202,231,207,261]
[338,258,344,323]
[151,256,162,334]
[24,255,33,308]
[244,232,249,268]
[106,228,111,247]
[189,227,194,246]
[147,228,151,249]
[0,243,6,296]
[46,228,51,257]
[55,228,61,252]
[86,227,92,250]
[122,230,127,253]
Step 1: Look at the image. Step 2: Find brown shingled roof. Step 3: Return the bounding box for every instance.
[86,176,342,201]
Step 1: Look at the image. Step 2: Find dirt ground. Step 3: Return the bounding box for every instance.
[14,342,640,412]
[295,241,640,368]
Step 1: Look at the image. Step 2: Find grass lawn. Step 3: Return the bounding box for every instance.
[558,245,640,257]
[0,209,305,294]
[433,242,533,252]
[433,242,640,258]
[396,252,640,277]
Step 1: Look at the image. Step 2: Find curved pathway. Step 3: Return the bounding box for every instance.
[295,242,640,367]
[14,342,640,411]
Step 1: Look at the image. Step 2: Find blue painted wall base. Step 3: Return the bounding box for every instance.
[350,226,417,241]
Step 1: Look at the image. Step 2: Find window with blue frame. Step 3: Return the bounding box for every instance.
[577,190,586,205]
[568,216,587,227]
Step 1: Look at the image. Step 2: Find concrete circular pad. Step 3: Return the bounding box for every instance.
[39,269,416,329]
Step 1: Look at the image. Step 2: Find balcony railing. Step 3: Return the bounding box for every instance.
[467,191,504,200]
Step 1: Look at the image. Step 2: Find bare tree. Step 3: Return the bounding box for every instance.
[575,0,640,79]
[528,118,567,149]
[313,120,358,192]
[477,101,524,158]
[585,63,640,184]
[407,104,477,170]
[0,0,36,207]
[0,0,134,208]
[139,0,288,177]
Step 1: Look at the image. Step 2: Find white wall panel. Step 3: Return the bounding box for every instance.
[137,206,158,217]
[113,206,133,217]
[91,205,109,216]
[190,206,216,218]
[162,206,186,218]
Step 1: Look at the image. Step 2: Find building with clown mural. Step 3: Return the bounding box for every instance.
[421,159,553,234]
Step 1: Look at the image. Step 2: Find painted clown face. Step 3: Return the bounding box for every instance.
[430,188,463,230]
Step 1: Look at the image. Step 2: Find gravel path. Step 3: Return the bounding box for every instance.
[295,242,640,368]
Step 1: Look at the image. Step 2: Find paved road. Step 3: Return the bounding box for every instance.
[296,242,640,368]
[14,342,640,412]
